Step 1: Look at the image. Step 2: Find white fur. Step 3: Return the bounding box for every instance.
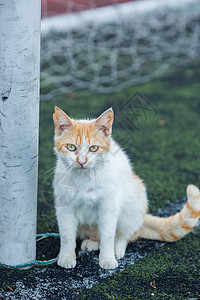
[54,135,147,269]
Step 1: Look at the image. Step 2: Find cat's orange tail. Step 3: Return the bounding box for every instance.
[137,185,200,242]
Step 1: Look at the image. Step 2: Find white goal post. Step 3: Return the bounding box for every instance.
[0,0,41,266]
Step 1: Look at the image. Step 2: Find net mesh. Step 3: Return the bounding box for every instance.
[40,1,200,100]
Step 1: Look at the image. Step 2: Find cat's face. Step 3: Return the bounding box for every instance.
[53,106,113,170]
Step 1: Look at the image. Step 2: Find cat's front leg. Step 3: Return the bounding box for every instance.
[115,233,128,260]
[56,207,78,269]
[98,208,118,269]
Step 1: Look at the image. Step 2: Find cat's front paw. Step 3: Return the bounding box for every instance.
[115,239,127,260]
[57,255,76,269]
[115,246,126,260]
[81,239,99,252]
[99,258,118,269]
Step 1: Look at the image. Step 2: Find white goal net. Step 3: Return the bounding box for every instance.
[40,0,200,100]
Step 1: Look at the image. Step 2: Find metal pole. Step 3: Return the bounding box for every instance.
[0,0,41,266]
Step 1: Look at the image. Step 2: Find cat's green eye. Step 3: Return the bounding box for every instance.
[66,144,76,151]
[89,145,99,152]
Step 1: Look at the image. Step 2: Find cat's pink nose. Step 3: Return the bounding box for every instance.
[79,162,85,167]
[77,156,88,167]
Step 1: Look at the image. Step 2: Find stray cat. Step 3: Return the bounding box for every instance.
[53,106,200,269]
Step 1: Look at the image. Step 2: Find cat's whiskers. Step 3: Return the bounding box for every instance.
[40,165,56,177]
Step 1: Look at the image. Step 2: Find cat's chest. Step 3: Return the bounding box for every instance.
[75,201,100,225]
[67,172,106,204]
[66,177,107,225]
[74,184,102,205]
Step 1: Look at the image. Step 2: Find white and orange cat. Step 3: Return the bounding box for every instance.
[53,106,200,269]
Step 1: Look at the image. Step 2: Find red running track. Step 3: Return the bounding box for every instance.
[42,0,138,18]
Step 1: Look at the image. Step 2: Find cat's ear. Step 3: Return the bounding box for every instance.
[94,108,114,137]
[53,106,74,136]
